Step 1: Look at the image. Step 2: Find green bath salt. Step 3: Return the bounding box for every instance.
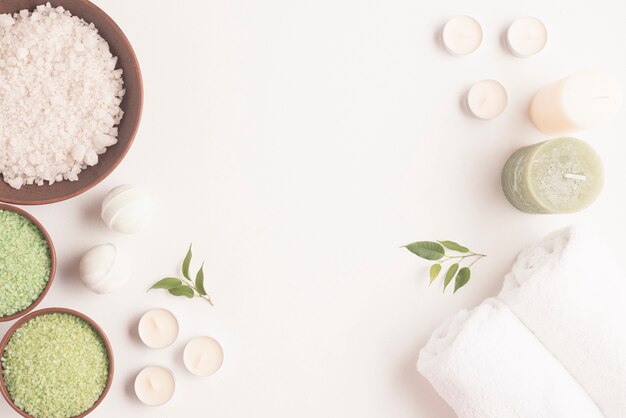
[1,313,109,418]
[0,209,52,317]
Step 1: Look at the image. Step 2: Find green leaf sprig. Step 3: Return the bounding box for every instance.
[149,244,214,306]
[403,240,486,293]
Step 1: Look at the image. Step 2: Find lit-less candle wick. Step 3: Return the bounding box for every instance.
[564,173,587,181]
[150,317,160,330]
[147,376,157,391]
[195,353,208,369]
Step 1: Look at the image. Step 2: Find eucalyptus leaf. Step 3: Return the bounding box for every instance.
[405,241,445,260]
[195,263,207,295]
[182,244,193,280]
[439,240,469,253]
[169,286,195,298]
[149,277,182,290]
[429,264,441,285]
[443,263,459,291]
[454,268,471,293]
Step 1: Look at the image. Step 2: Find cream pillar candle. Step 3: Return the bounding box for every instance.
[506,17,547,57]
[530,71,622,135]
[442,16,482,56]
[135,366,175,406]
[138,309,179,349]
[466,80,508,119]
[501,137,604,214]
[183,337,224,376]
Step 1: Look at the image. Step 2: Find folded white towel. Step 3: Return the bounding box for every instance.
[500,226,626,417]
[418,299,602,418]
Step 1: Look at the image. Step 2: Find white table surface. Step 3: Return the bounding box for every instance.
[2,0,626,416]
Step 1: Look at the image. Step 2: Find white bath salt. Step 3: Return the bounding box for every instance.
[0,3,125,189]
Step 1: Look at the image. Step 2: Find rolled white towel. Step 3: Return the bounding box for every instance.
[500,226,626,417]
[418,299,602,418]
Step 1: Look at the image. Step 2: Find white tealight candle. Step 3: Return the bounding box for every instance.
[138,309,179,349]
[135,366,175,406]
[183,336,224,376]
[466,80,508,119]
[530,71,622,135]
[506,17,547,57]
[442,16,482,56]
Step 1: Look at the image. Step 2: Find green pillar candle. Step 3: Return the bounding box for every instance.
[501,137,604,214]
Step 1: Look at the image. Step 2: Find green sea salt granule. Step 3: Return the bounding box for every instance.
[1,313,109,418]
[0,209,52,317]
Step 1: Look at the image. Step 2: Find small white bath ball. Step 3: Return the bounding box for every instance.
[79,243,131,294]
[101,185,153,234]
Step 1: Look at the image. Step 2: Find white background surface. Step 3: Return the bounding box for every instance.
[2,0,626,417]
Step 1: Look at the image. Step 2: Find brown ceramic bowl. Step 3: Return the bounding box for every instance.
[0,204,56,322]
[0,0,143,205]
[0,308,114,417]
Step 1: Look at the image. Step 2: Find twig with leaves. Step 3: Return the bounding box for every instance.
[149,244,214,306]
[403,240,486,293]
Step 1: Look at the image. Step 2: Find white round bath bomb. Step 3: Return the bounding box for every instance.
[183,336,224,376]
[79,243,130,294]
[101,185,153,234]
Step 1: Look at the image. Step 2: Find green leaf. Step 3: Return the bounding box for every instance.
[149,277,183,290]
[195,263,207,295]
[404,241,445,260]
[443,263,459,291]
[429,264,441,285]
[439,240,469,253]
[454,268,471,293]
[182,244,193,280]
[169,286,195,298]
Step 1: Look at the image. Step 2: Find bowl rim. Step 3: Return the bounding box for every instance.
[0,307,115,418]
[0,0,144,206]
[0,203,56,322]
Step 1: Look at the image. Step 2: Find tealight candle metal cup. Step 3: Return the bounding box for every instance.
[0,204,56,323]
[0,308,115,418]
[183,336,224,377]
[465,80,508,120]
[138,309,179,349]
[134,366,176,406]
[442,15,483,56]
[506,17,547,58]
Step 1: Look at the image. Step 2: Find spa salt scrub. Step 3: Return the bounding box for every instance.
[1,313,109,418]
[0,3,125,189]
[0,209,51,317]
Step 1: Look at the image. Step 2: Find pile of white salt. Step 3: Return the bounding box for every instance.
[0,3,125,189]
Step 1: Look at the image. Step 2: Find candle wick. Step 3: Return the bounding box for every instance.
[151,317,160,330]
[148,376,157,391]
[564,173,587,181]
[196,353,208,369]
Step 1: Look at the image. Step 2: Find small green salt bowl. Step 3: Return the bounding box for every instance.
[0,308,115,418]
[0,204,56,322]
